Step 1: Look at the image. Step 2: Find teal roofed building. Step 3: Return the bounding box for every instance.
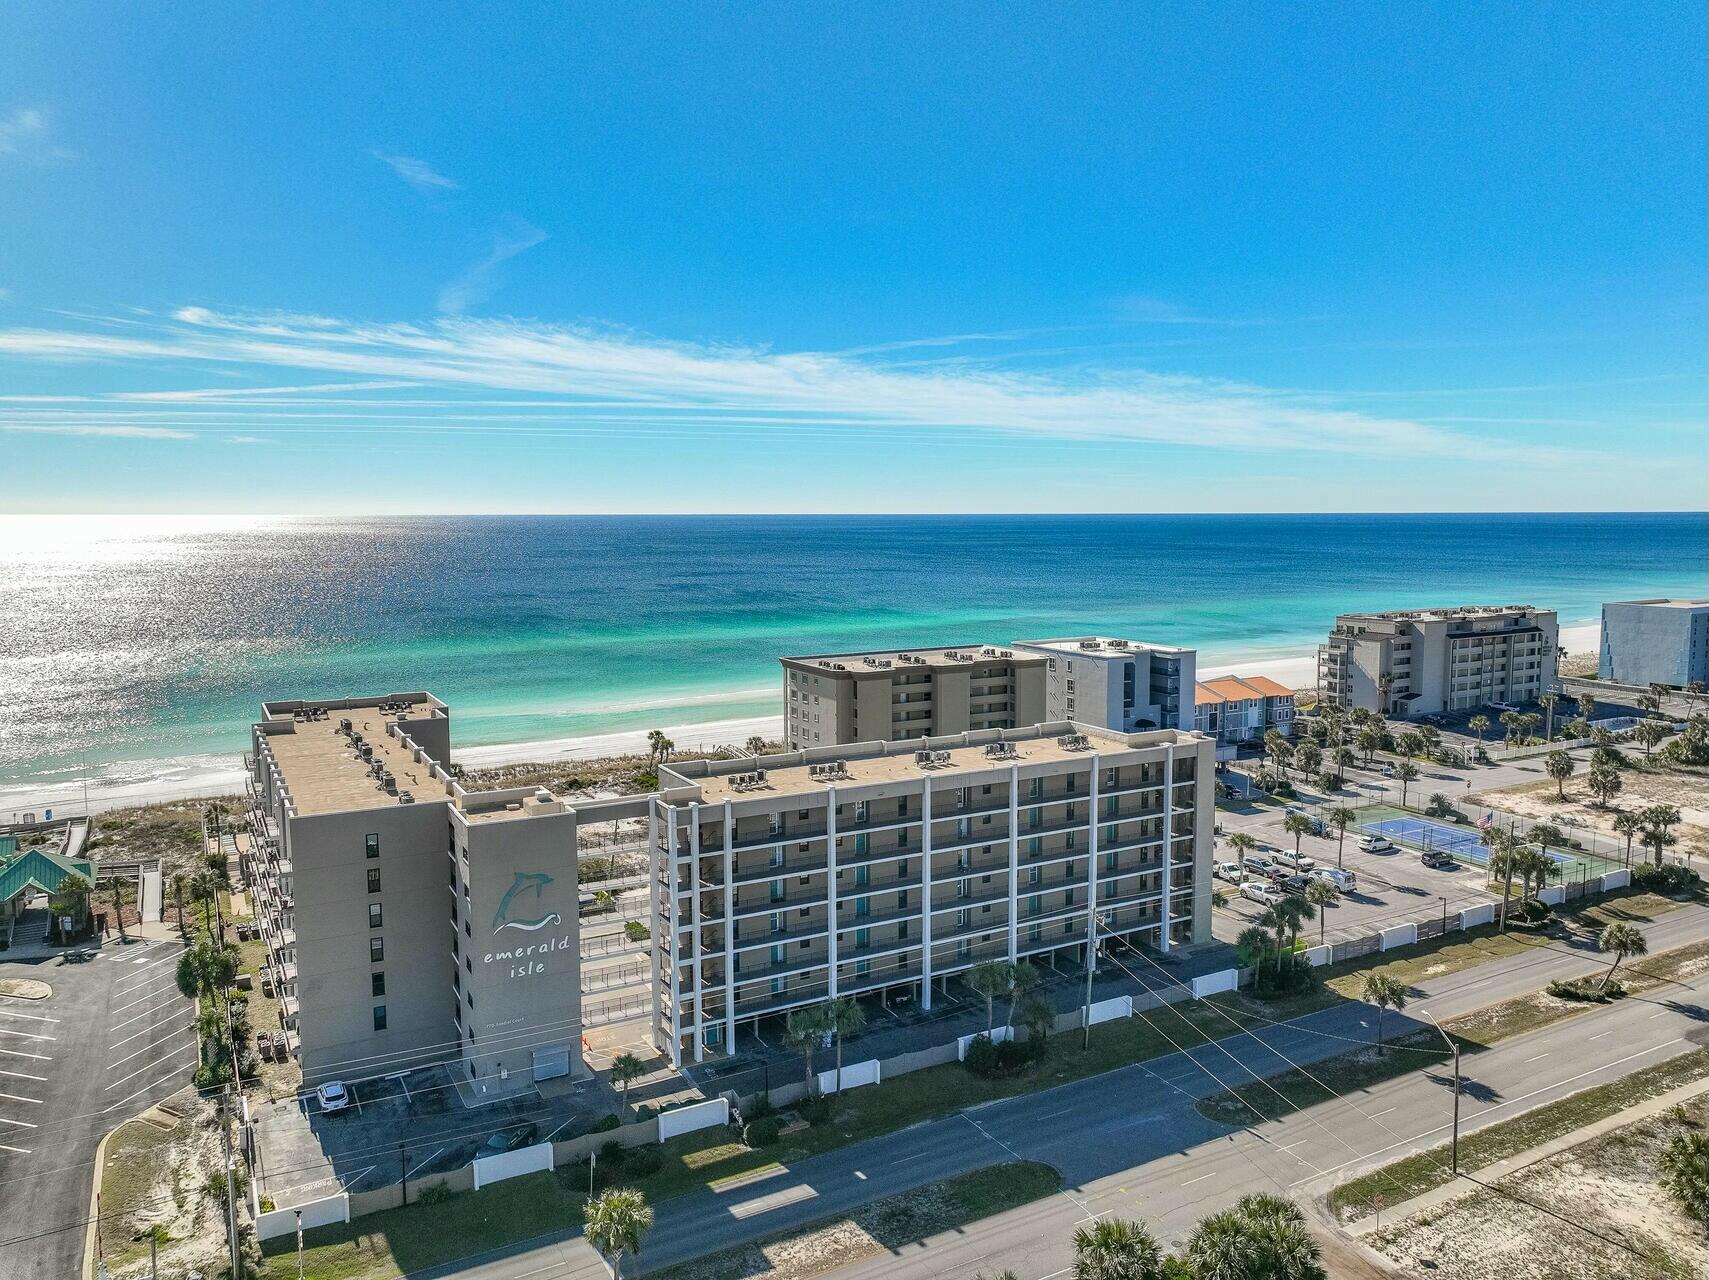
[0,844,94,928]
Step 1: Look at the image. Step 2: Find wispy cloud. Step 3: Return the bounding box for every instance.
[0,107,76,163]
[371,151,459,192]
[1114,295,1264,327]
[0,422,193,440]
[437,221,549,315]
[0,307,1606,465]
[225,435,265,444]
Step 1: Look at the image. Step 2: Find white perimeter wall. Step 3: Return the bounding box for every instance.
[658,1097,729,1141]
[256,1192,349,1241]
[473,1141,553,1190]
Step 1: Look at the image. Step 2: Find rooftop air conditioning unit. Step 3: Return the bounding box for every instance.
[914,750,933,765]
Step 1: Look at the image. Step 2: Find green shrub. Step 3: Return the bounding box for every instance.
[592,1113,622,1133]
[964,1033,1043,1078]
[744,1093,775,1121]
[1547,977,1623,1002]
[417,1180,455,1206]
[623,920,650,942]
[745,1115,783,1146]
[798,1094,834,1126]
[621,1145,663,1178]
[599,1140,626,1166]
[1631,863,1702,895]
[1518,899,1552,924]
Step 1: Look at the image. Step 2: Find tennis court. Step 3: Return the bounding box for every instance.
[1359,812,1589,870]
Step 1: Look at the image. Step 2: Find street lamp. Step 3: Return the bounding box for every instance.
[1424,1012,1461,1176]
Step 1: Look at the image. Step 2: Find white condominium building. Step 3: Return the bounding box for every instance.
[1009,637,1196,733]
[780,646,1047,748]
[1317,605,1558,717]
[1599,599,1709,689]
[647,722,1216,1067]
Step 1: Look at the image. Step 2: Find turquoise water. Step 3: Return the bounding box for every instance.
[1,513,1703,798]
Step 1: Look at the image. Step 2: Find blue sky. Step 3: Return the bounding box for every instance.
[1,3,1704,514]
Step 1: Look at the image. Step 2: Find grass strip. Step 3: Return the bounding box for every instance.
[644,1161,1061,1280]
[1327,1048,1708,1222]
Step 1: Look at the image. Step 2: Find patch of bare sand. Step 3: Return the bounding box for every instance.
[1475,768,1708,854]
[1376,1104,1706,1280]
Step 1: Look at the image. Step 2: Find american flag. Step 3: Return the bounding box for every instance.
[1475,811,1493,830]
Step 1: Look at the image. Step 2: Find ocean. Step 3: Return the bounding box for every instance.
[1,512,1703,810]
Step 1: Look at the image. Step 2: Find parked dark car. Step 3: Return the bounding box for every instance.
[1279,873,1313,896]
[483,1122,540,1154]
[1420,849,1454,869]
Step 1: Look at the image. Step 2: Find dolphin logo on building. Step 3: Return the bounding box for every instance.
[492,871,563,935]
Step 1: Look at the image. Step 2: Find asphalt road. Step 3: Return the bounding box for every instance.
[0,928,195,1280]
[402,899,1707,1280]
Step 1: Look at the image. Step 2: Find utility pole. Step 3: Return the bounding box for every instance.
[1082,912,1107,1049]
[399,1142,408,1206]
[1425,1013,1461,1176]
[149,1233,158,1280]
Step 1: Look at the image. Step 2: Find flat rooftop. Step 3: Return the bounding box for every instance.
[676,724,1198,805]
[1606,598,1708,609]
[1014,635,1194,658]
[1334,604,1548,624]
[262,703,451,816]
[782,644,1042,674]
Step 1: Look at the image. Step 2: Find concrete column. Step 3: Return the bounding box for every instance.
[689,803,704,1063]
[1006,762,1019,962]
[665,806,682,1067]
[825,788,839,1001]
[647,802,664,1053]
[919,777,933,1010]
[722,798,735,1055]
[1159,746,1174,954]
[1085,755,1100,972]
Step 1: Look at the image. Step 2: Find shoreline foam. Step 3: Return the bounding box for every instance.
[0,621,1602,818]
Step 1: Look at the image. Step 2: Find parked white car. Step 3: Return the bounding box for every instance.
[1213,860,1244,883]
[316,1081,351,1113]
[1310,867,1357,893]
[1274,848,1316,872]
[1358,834,1396,853]
[1240,880,1283,906]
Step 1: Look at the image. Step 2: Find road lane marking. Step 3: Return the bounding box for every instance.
[1588,1030,1617,1041]
[1366,1107,1395,1119]
[1524,1052,1550,1063]
[1182,1171,1217,1186]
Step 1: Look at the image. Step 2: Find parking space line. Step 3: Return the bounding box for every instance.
[0,1048,50,1062]
[111,979,181,1014]
[114,953,182,989]
[0,1009,60,1023]
[110,994,186,1031]
[110,1026,194,1071]
[0,1142,30,1154]
[0,1068,46,1082]
[405,1146,447,1179]
[107,1044,195,1091]
[110,1009,189,1051]
[0,1092,41,1105]
[104,1060,197,1113]
[0,1115,40,1129]
[0,1028,54,1042]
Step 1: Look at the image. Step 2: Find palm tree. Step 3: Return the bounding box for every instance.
[1356,725,1382,767]
[784,1004,834,1096]
[1294,741,1322,782]
[1577,692,1596,722]
[1544,749,1575,799]
[1376,672,1394,715]
[1185,1209,1254,1280]
[1636,720,1668,757]
[1304,878,1337,945]
[966,960,1012,1033]
[744,735,770,756]
[825,996,867,1092]
[585,1187,653,1279]
[1659,1130,1708,1220]
[1393,761,1420,808]
[610,1052,644,1112]
[1236,925,1272,981]
[1071,1217,1164,1280]
[1586,762,1622,807]
[1467,714,1490,749]
[1264,730,1292,782]
[1613,811,1643,866]
[1004,960,1041,1029]
[1327,807,1355,868]
[1596,922,1647,992]
[1224,832,1257,871]
[1271,895,1314,956]
[1518,712,1542,742]
[110,875,128,940]
[1538,692,1559,741]
[1396,730,1424,760]
[172,873,187,939]
[1222,1194,1327,1280]
[50,871,91,935]
[1282,812,1312,856]
[1362,973,1407,1049]
[1332,747,1355,787]
[1528,822,1565,859]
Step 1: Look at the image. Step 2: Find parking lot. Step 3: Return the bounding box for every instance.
[0,919,194,1280]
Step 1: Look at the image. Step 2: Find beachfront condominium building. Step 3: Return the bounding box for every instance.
[1193,674,1296,758]
[245,694,590,1093]
[1009,637,1196,733]
[646,722,1215,1066]
[1598,599,1709,689]
[779,646,1047,749]
[1317,605,1559,717]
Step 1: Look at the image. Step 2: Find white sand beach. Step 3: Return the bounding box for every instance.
[2,621,1602,818]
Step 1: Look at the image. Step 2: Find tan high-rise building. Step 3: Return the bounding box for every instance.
[245,694,587,1094]
[780,646,1047,749]
[1317,605,1558,717]
[647,722,1215,1066]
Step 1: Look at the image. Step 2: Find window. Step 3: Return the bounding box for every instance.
[1028,865,1042,885]
[370,936,384,962]
[1029,777,1043,800]
[367,868,382,894]
[770,912,784,934]
[898,920,910,940]
[373,1005,388,1032]
[771,944,786,965]
[769,846,785,868]
[898,795,909,816]
[371,972,386,997]
[368,903,383,929]
[770,879,785,903]
[365,833,380,859]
